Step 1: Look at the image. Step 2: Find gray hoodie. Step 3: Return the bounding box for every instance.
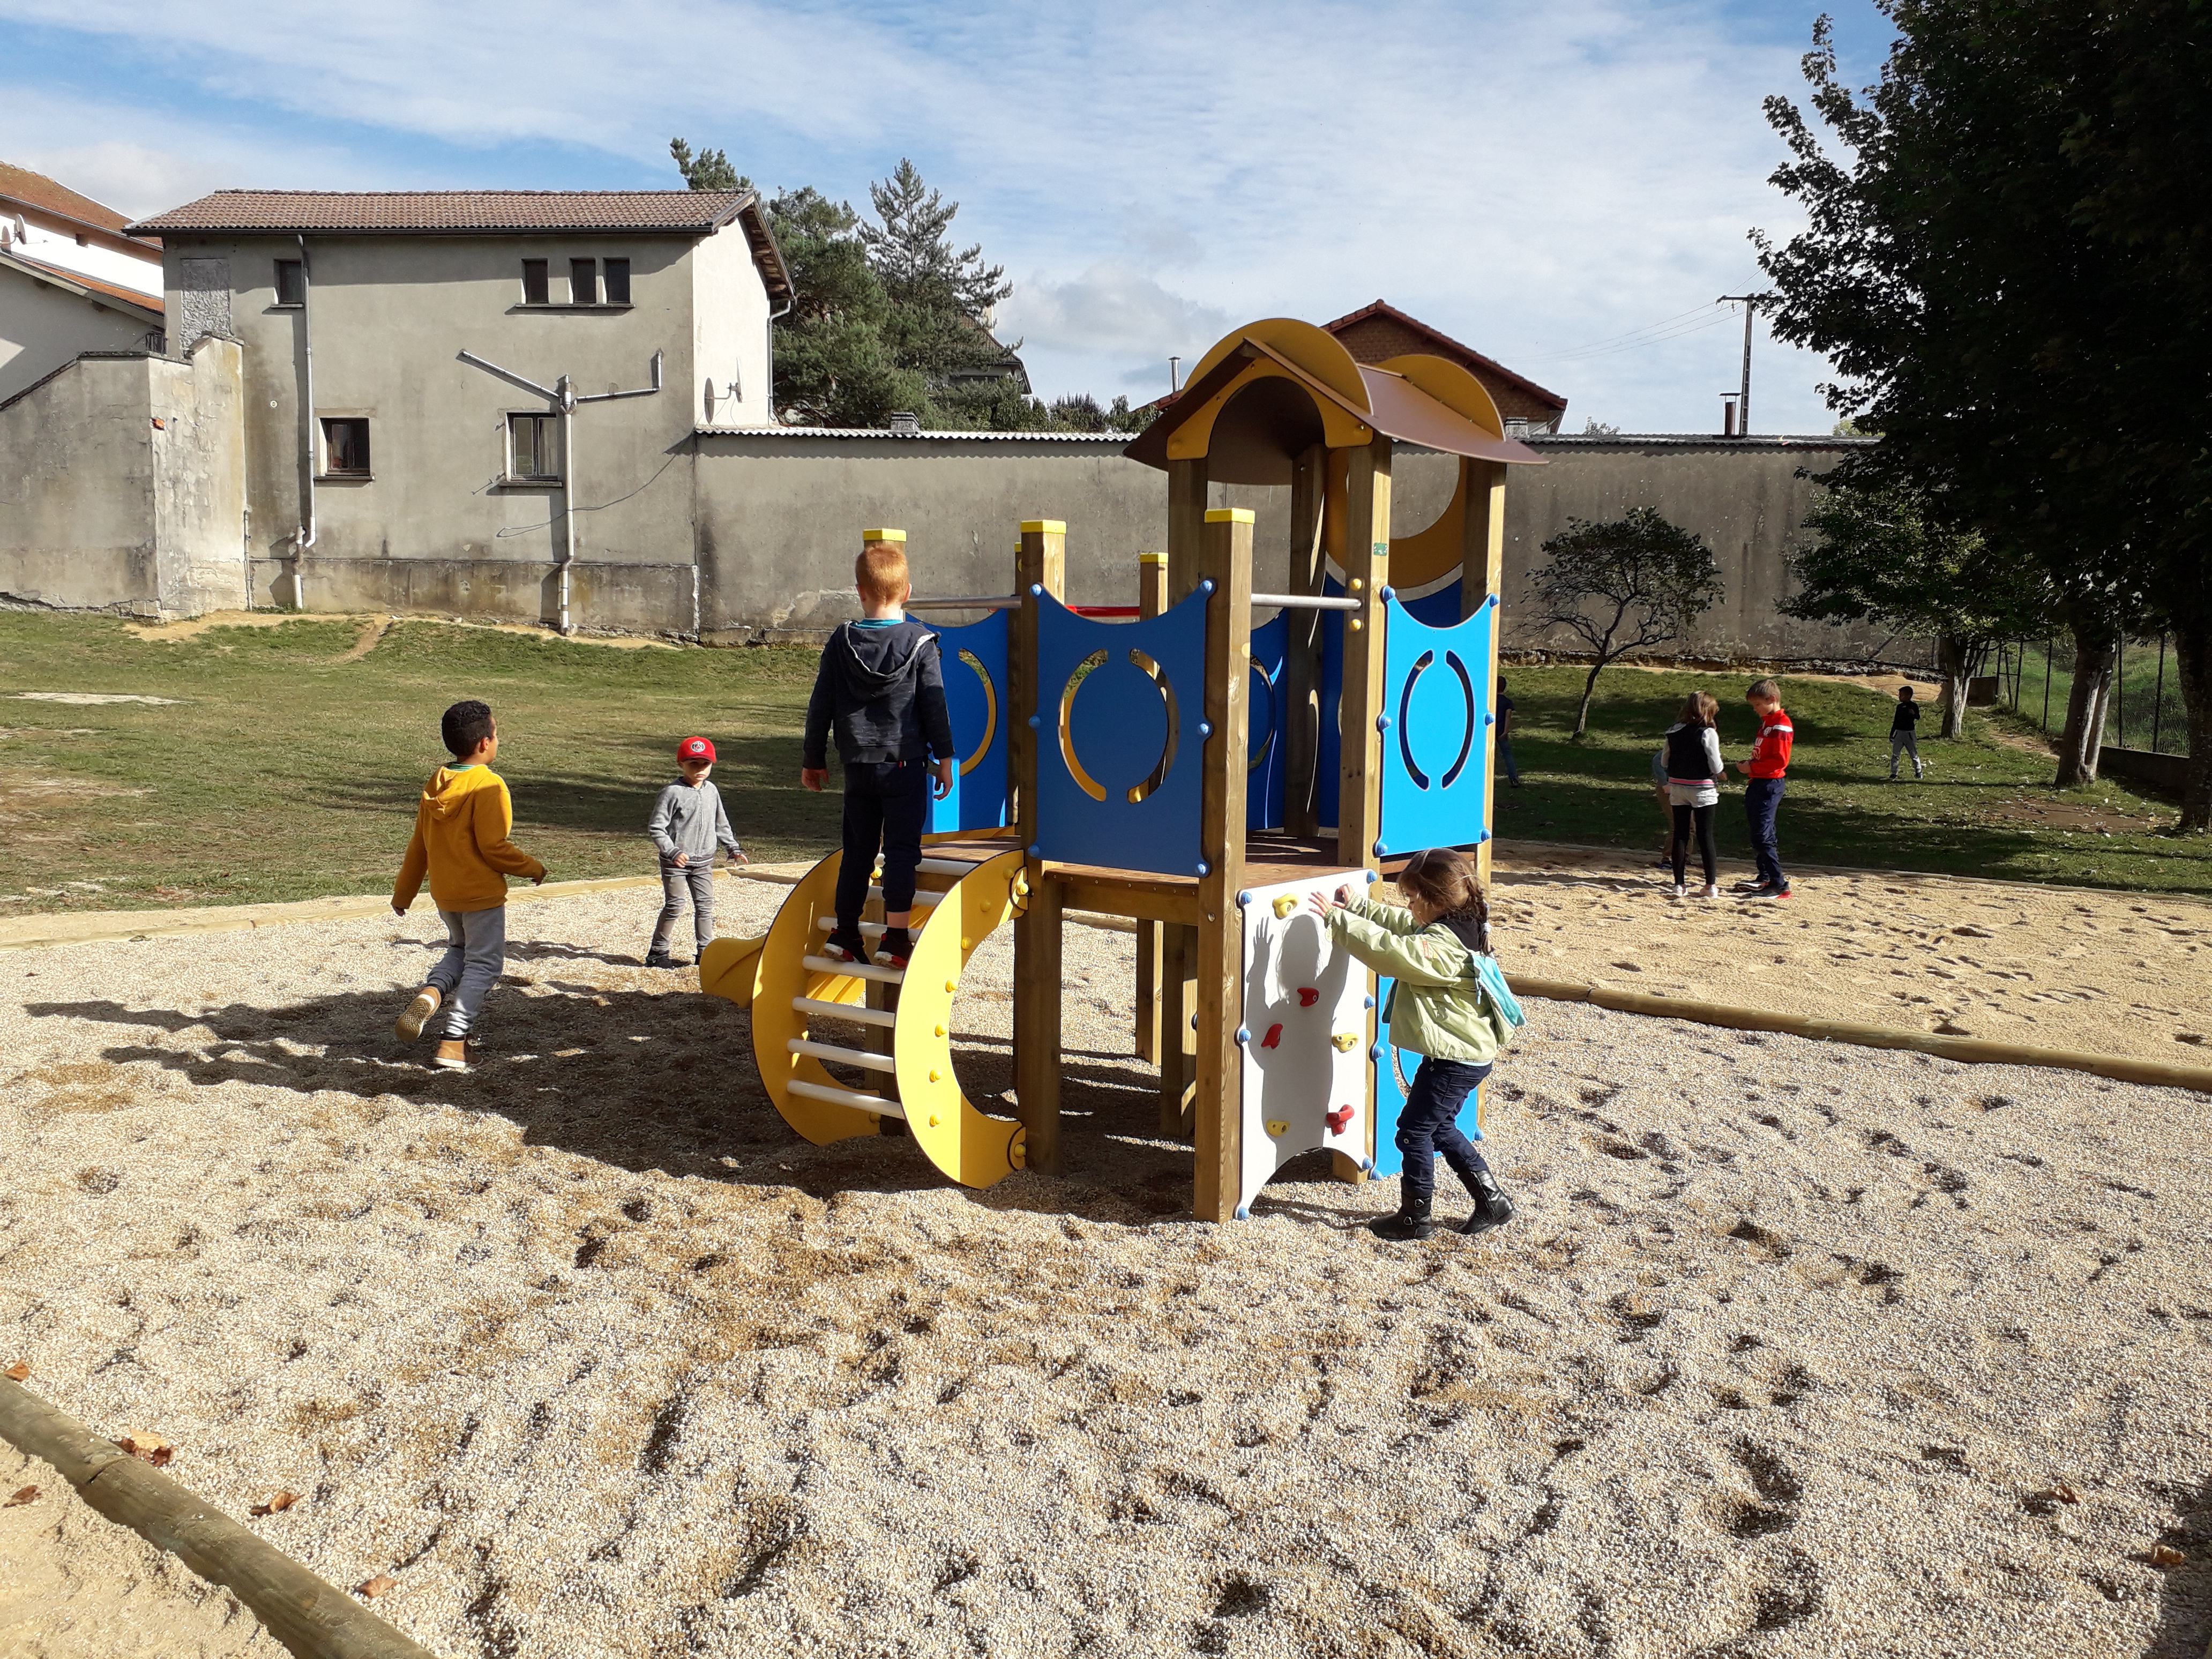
[647,778,742,865]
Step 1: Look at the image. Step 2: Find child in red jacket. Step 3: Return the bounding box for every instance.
[1729,678,1793,898]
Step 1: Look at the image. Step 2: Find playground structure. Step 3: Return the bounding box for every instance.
[721,318,1544,1221]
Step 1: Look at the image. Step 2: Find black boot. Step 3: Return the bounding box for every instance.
[822,923,869,962]
[1370,1192,1438,1242]
[1461,1170,1516,1236]
[876,925,912,967]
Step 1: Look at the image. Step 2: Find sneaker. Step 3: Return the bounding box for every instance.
[1654,853,1674,871]
[1460,1171,1516,1236]
[1743,881,1792,900]
[394,987,442,1042]
[1369,1208,1438,1242]
[1669,883,1687,900]
[431,1039,469,1072]
[876,926,912,968]
[1729,877,1765,894]
[1700,883,1721,900]
[822,926,869,962]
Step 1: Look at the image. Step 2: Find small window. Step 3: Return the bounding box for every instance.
[570,258,597,305]
[521,259,549,305]
[508,413,560,481]
[321,417,371,476]
[273,259,305,307]
[602,258,630,305]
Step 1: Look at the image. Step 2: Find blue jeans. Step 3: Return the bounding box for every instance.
[1745,776,1787,887]
[1395,1056,1492,1209]
[1497,737,1520,785]
[835,759,930,929]
[428,906,506,1038]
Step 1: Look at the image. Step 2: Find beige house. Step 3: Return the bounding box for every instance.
[0,162,166,403]
[121,189,791,616]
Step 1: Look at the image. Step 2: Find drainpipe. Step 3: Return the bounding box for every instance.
[292,234,315,609]
[557,373,574,636]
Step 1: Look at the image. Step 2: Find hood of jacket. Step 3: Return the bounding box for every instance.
[835,621,931,699]
[419,764,499,819]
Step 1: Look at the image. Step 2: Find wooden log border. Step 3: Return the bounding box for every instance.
[1508,974,2212,1096]
[0,1377,440,1659]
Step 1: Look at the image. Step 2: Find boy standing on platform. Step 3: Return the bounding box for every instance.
[801,531,955,969]
[1730,678,1794,899]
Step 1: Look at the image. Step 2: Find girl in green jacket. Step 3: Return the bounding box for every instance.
[1311,847,1519,1242]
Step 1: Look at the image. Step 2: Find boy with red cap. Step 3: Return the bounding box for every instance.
[644,736,746,968]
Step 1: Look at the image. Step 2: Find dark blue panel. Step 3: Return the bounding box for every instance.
[922,610,1009,833]
[1247,612,1287,832]
[1371,975,1482,1179]
[1032,588,1208,875]
[1316,593,1344,830]
[1402,578,1464,629]
[1376,591,1495,860]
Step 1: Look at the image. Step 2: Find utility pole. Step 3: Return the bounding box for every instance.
[1715,295,1760,435]
[455,348,661,634]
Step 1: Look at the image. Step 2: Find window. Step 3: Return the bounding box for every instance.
[602,257,630,305]
[570,258,597,305]
[273,259,305,307]
[321,417,371,477]
[521,259,549,305]
[508,413,560,481]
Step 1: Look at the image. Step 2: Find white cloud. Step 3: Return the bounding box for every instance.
[1002,263,1230,363]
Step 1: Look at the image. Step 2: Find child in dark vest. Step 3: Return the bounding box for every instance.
[1663,690,1725,899]
[800,533,955,968]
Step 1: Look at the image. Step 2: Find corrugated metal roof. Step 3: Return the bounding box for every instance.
[128,189,755,235]
[1525,434,1872,448]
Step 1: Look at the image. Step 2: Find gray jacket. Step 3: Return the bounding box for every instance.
[647,779,741,865]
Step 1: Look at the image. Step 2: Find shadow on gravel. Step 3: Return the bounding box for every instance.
[23,989,1231,1227]
[2152,1476,2212,1658]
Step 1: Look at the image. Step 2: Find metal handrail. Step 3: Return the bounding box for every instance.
[1251,592,1363,611]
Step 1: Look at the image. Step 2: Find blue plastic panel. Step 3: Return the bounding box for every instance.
[923,610,1009,834]
[1032,588,1208,875]
[1376,592,1494,860]
[1247,612,1288,832]
[1402,577,1464,629]
[1370,973,1482,1180]
[1316,596,1344,829]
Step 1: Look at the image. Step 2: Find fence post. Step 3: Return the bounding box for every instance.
[2042,637,2053,734]
[2154,632,2168,754]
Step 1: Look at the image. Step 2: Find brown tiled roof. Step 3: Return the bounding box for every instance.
[0,161,160,246]
[0,248,165,319]
[126,189,758,236]
[1322,298,1567,416]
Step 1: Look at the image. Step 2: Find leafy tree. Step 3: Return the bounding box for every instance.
[1525,507,1724,737]
[669,138,743,192]
[1785,480,2055,738]
[861,159,1020,410]
[1754,6,2211,821]
[758,186,928,428]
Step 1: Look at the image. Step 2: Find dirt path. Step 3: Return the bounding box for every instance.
[1489,841,2212,1065]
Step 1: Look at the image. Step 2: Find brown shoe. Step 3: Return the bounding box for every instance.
[394,987,442,1041]
[432,1038,469,1072]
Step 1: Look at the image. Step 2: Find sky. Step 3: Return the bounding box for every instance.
[2,0,1897,434]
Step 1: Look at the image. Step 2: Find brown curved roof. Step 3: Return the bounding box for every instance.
[1322,298,1567,421]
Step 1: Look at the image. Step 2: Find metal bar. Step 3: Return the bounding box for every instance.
[1069,604,1140,617]
[1251,592,1363,611]
[2042,638,2053,733]
[456,349,558,403]
[786,1078,909,1119]
[802,953,906,983]
[571,350,663,403]
[907,595,1019,610]
[2154,632,2168,753]
[788,1037,896,1073]
[792,993,898,1028]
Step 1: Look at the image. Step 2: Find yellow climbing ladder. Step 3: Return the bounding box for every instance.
[734,845,1028,1188]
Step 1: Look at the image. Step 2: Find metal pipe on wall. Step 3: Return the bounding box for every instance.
[292,234,315,609]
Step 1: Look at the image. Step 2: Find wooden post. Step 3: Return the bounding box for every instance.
[1282,444,1326,839]
[1192,506,1253,1221]
[1165,458,1208,603]
[1462,458,1508,888]
[1133,550,1169,1064]
[1336,436,1392,873]
[1013,518,1066,1175]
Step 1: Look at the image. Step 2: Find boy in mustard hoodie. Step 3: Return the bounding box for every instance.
[391,700,546,1071]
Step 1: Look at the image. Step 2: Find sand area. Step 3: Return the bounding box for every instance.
[3,872,2210,1658]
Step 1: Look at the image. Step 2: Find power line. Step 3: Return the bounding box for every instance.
[1518,302,1735,363]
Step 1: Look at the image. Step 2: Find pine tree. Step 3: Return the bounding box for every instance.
[669,138,743,192]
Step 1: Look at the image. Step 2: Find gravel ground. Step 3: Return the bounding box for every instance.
[3,879,2209,1658]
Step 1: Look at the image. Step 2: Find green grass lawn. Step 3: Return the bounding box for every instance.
[2,615,2204,915]
[1492,663,2210,895]
[0,613,835,914]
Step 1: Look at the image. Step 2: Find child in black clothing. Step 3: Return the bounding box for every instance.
[801,532,955,968]
[1889,684,1925,780]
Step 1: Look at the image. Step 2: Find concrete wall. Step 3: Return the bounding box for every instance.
[246,554,697,636]
[0,263,160,403]
[0,337,244,616]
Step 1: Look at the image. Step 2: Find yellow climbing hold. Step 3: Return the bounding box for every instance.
[1266,1118,1288,1137]
[1272,893,1299,919]
[1333,1032,1359,1052]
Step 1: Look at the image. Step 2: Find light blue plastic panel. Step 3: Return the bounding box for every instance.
[1031,587,1208,875]
[1369,974,1483,1180]
[923,610,1008,834]
[1375,590,1495,861]
[1247,612,1288,832]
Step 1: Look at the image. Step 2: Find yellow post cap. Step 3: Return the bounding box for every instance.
[1019,519,1067,534]
[862,528,906,543]
[1205,507,1257,524]
[1138,550,1168,564]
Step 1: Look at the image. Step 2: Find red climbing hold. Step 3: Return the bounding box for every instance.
[1297,987,1320,1007]
[1261,1023,1283,1049]
[1325,1105,1353,1133]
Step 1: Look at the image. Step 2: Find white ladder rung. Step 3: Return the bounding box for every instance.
[787,1078,908,1120]
[792,995,896,1028]
[803,953,906,983]
[818,918,890,937]
[789,1036,895,1072]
